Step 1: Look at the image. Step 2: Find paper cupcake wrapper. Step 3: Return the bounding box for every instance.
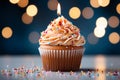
[38,47,85,71]
[38,47,85,55]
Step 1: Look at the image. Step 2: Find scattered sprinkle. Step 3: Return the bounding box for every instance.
[0,66,120,80]
[47,42,51,44]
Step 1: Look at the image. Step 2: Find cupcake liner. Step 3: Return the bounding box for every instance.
[38,47,85,71]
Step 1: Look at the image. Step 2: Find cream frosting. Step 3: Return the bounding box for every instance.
[39,16,85,46]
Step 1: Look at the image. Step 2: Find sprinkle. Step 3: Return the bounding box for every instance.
[113,71,118,76]
[37,73,41,78]
[61,72,64,75]
[6,65,9,68]
[47,42,51,44]
[96,69,99,72]
[69,36,72,38]
[0,65,120,80]
[56,27,59,30]
[70,71,74,75]
[96,73,99,77]
[72,41,74,45]
[1,70,5,75]
[50,28,52,31]
[101,70,104,73]
[59,21,62,26]
[44,31,47,34]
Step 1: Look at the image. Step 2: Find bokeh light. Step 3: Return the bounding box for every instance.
[95,55,106,80]
[26,4,38,17]
[95,55,106,70]
[96,17,108,29]
[87,33,99,44]
[82,7,94,19]
[108,16,119,28]
[90,0,100,8]
[47,0,58,11]
[109,32,120,44]
[69,7,81,19]
[29,32,40,44]
[98,0,110,7]
[9,0,19,4]
[94,27,106,38]
[22,13,33,24]
[1,27,13,39]
[116,3,120,14]
[17,0,29,8]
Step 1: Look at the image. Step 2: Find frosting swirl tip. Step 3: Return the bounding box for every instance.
[39,16,85,46]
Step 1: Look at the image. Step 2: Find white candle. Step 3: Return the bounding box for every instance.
[57,3,61,16]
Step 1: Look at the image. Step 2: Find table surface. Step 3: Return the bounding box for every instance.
[0,55,120,69]
[0,55,120,80]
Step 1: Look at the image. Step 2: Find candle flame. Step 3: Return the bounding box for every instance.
[57,3,61,16]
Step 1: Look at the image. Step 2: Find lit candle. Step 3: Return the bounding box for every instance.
[57,3,61,16]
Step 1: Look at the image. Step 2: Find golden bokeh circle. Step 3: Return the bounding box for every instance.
[108,16,119,28]
[82,7,94,19]
[95,55,106,70]
[17,0,29,8]
[69,7,81,19]
[96,17,108,29]
[116,3,120,14]
[109,32,120,44]
[98,0,110,7]
[90,0,100,8]
[2,27,13,39]
[9,0,20,4]
[26,4,38,17]
[94,27,106,38]
[48,0,58,11]
[22,13,33,24]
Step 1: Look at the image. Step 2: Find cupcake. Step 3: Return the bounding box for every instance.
[38,16,85,71]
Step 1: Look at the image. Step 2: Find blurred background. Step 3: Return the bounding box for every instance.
[0,0,120,56]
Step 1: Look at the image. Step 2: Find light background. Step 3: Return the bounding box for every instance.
[0,0,120,55]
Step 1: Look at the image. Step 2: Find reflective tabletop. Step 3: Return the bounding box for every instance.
[0,55,120,80]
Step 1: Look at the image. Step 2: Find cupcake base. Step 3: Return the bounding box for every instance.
[39,45,84,71]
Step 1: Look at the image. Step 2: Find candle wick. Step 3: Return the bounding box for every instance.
[57,13,61,16]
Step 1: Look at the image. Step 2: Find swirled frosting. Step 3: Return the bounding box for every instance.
[39,16,85,46]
